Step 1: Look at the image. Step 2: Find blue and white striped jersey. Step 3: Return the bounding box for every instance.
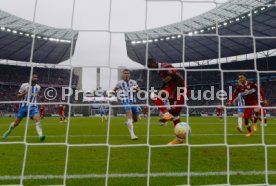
[237,93,245,107]
[99,105,106,113]
[19,83,41,108]
[115,79,138,103]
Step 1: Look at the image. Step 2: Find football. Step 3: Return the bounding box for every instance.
[174,122,191,139]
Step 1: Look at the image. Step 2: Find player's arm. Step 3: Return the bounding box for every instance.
[227,86,240,106]
[132,81,141,92]
[174,71,184,86]
[17,91,27,100]
[252,83,267,106]
[112,87,118,93]
[109,82,120,97]
[17,84,28,100]
[232,97,238,105]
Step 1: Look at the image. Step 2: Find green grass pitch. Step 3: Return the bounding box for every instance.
[0,116,276,185]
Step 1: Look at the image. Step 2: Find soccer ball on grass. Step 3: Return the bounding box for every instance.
[174,122,191,139]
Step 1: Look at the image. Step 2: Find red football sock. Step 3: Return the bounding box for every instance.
[245,119,251,133]
[173,116,180,126]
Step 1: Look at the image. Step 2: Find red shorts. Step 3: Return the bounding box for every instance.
[244,104,260,119]
[59,111,64,116]
[169,92,185,114]
[259,109,267,116]
[162,85,185,114]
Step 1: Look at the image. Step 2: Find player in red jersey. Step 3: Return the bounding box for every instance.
[227,73,267,136]
[143,106,149,118]
[58,104,67,123]
[148,58,188,145]
[216,105,223,120]
[40,105,45,119]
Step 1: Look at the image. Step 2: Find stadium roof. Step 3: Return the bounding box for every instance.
[125,0,276,65]
[0,10,78,64]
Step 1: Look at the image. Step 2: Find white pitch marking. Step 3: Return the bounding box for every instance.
[0,171,276,180]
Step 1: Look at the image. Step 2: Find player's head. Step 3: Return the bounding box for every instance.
[122,69,131,80]
[238,73,247,84]
[147,58,158,68]
[32,73,38,84]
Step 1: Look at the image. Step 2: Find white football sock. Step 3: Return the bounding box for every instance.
[127,119,135,137]
[35,122,43,137]
[238,117,243,129]
[8,122,15,132]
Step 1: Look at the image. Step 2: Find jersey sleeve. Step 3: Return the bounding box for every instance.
[37,85,41,93]
[115,81,121,90]
[18,83,28,93]
[133,80,138,87]
[229,86,240,105]
[165,65,176,76]
[252,83,266,102]
[259,86,266,102]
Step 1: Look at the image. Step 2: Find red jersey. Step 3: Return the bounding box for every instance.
[159,63,185,87]
[216,107,223,114]
[229,81,266,106]
[58,105,64,113]
[143,107,148,114]
[159,63,177,79]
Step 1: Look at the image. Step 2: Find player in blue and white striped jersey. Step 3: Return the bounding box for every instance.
[236,93,245,133]
[99,105,107,122]
[2,73,45,142]
[112,69,140,140]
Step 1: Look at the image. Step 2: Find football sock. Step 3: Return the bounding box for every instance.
[238,117,243,129]
[245,120,251,133]
[127,119,135,137]
[8,122,15,132]
[173,116,180,126]
[35,122,43,137]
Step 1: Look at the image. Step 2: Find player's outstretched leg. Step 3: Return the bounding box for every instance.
[2,119,21,139]
[39,135,46,142]
[2,122,15,139]
[33,114,46,142]
[127,118,138,140]
[2,123,14,139]
[244,119,252,137]
[237,116,243,133]
[253,112,259,132]
[152,97,173,122]
[259,109,267,127]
